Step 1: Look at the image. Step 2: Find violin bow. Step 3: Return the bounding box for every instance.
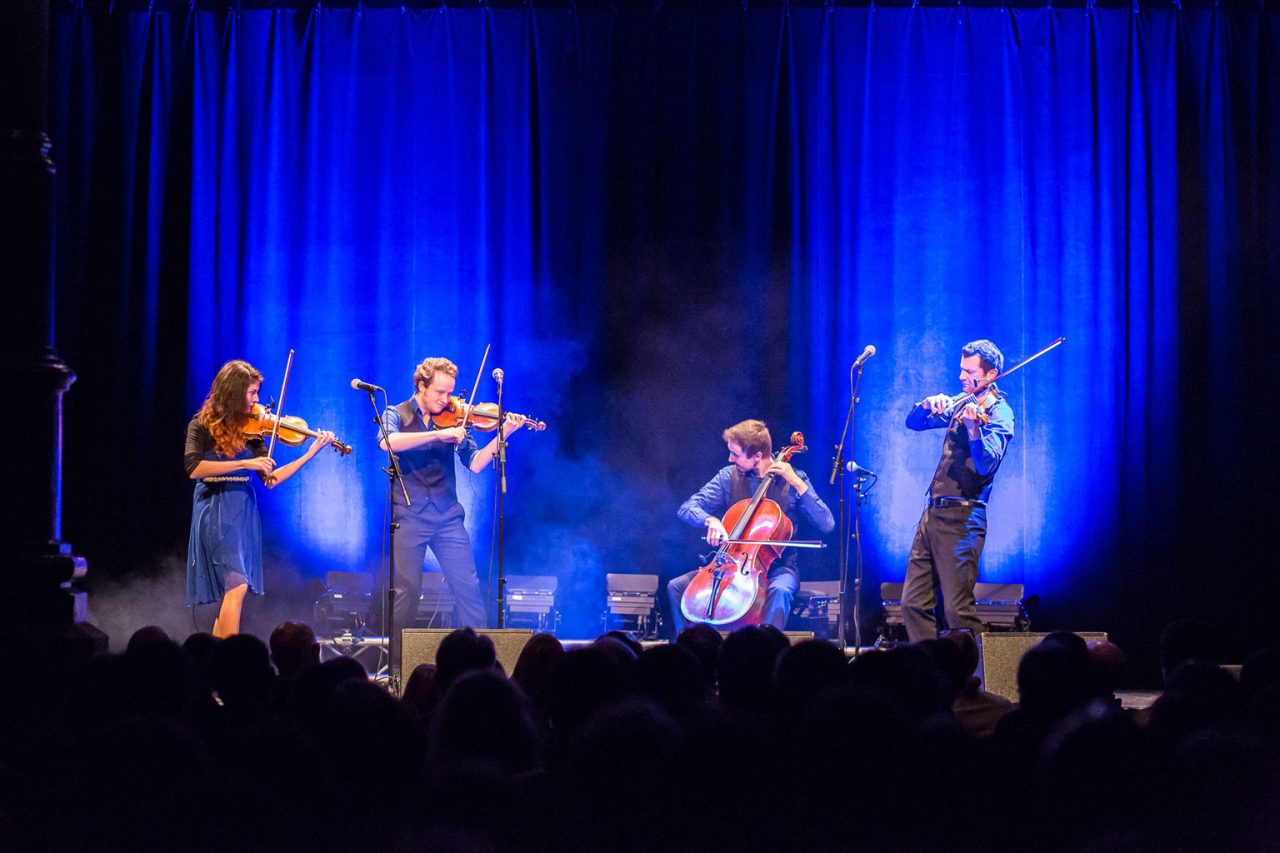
[946,336,1065,420]
[961,335,1067,400]
[990,336,1066,387]
[458,342,490,432]
[265,348,295,461]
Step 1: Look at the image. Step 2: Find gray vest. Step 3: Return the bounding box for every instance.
[927,395,1013,503]
[393,399,460,511]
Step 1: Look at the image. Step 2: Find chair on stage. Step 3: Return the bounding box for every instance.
[789,580,843,640]
[602,573,660,639]
[877,581,1032,643]
[503,574,560,632]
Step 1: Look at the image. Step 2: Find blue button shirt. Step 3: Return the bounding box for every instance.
[678,465,835,535]
[906,396,1014,504]
[380,397,479,510]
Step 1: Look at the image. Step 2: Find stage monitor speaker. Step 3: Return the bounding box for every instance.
[979,631,1108,703]
[401,628,535,675]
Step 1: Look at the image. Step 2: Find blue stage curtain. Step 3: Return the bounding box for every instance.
[50,0,1280,652]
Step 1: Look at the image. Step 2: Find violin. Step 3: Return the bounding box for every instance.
[244,403,353,455]
[680,432,807,630]
[945,383,1002,425]
[431,395,547,432]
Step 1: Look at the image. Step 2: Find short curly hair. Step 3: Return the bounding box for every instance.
[722,419,772,459]
[413,357,459,391]
[962,339,1004,375]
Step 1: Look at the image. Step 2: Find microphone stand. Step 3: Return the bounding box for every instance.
[829,361,866,653]
[367,389,410,692]
[850,464,870,655]
[494,380,508,628]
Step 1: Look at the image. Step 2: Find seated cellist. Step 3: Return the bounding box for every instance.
[667,419,835,636]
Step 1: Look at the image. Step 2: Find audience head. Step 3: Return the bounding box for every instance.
[510,632,565,707]
[1016,637,1096,723]
[563,699,681,843]
[848,644,950,721]
[126,625,173,655]
[435,627,497,691]
[718,626,783,713]
[601,630,643,658]
[592,633,641,669]
[634,642,706,718]
[268,620,319,679]
[1149,658,1247,742]
[1041,630,1089,656]
[286,655,368,730]
[916,638,969,706]
[429,670,538,774]
[675,623,723,690]
[208,633,275,710]
[400,662,439,719]
[939,628,981,678]
[772,639,850,723]
[1037,700,1159,849]
[545,644,632,749]
[1086,639,1127,696]
[180,632,221,687]
[1159,618,1219,684]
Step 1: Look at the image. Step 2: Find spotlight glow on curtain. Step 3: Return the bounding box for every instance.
[52,0,1280,646]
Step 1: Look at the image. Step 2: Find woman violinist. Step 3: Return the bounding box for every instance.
[184,360,334,637]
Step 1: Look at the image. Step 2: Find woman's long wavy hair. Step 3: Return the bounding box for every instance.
[197,360,263,459]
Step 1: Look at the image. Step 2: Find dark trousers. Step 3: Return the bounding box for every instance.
[666,566,798,636]
[902,505,987,643]
[389,502,487,676]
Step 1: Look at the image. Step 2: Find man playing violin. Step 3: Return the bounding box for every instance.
[902,339,1014,643]
[379,357,524,678]
[667,419,835,635]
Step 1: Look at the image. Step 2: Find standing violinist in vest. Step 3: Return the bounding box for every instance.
[380,357,524,677]
[901,339,1014,643]
[667,419,835,636]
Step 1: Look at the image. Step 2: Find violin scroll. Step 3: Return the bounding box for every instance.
[785,431,807,456]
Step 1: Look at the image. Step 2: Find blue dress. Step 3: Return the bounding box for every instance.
[185,417,266,606]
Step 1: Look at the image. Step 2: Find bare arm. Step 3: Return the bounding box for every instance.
[467,416,524,473]
[262,432,333,488]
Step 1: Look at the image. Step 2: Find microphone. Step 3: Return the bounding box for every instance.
[851,345,876,370]
[846,460,878,478]
[492,368,504,387]
[350,378,384,393]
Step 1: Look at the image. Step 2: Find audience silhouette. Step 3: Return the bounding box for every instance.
[2,619,1277,852]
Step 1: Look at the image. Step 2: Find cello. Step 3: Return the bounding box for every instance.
[680,432,808,630]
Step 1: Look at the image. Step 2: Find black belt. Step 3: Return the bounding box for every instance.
[930,496,986,509]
